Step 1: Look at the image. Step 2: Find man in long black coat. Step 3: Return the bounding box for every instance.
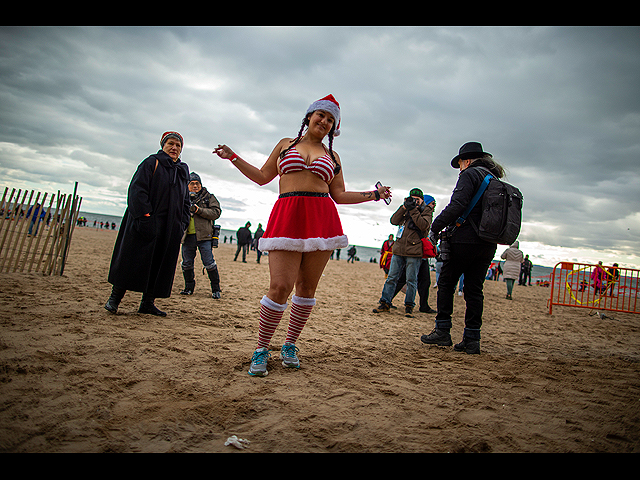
[105,131,190,316]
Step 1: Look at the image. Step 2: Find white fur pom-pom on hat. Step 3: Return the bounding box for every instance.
[306,94,341,136]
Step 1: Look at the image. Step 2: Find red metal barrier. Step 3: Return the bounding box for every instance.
[548,262,639,315]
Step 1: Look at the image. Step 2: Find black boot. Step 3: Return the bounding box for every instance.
[104,285,126,314]
[180,269,195,295]
[420,328,453,346]
[206,265,221,299]
[453,337,481,354]
[138,294,167,316]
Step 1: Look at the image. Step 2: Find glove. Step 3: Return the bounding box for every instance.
[428,230,438,246]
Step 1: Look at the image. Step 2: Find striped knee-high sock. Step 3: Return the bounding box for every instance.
[257,295,288,350]
[285,295,316,345]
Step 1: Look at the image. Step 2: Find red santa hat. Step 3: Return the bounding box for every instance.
[305,94,341,137]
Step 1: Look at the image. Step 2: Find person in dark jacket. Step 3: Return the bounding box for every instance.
[179,172,222,298]
[254,223,264,263]
[519,254,533,286]
[105,131,190,316]
[421,142,505,354]
[234,222,252,262]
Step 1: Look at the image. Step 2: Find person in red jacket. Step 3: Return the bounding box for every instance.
[379,234,395,276]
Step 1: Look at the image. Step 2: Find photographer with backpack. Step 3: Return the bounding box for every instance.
[421,142,512,354]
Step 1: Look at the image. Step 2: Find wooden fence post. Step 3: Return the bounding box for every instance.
[0,186,83,276]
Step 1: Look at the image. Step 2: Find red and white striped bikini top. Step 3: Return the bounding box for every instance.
[279,146,336,183]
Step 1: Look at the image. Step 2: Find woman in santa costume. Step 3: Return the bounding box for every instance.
[213,94,392,377]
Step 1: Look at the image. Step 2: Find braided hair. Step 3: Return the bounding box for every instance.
[279,114,341,175]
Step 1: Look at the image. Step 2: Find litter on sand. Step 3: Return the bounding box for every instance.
[225,435,250,449]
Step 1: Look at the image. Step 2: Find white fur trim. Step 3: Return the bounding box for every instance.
[259,235,348,253]
[260,295,288,312]
[292,295,316,306]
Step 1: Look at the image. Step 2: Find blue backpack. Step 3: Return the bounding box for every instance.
[455,167,523,245]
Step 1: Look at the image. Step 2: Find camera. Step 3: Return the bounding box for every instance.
[438,229,452,262]
[189,192,198,214]
[404,196,417,210]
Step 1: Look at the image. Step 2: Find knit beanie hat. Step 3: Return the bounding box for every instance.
[189,172,202,184]
[409,188,424,198]
[423,194,435,205]
[306,94,341,136]
[161,131,184,148]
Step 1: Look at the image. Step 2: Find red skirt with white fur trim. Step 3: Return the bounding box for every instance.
[258,192,349,252]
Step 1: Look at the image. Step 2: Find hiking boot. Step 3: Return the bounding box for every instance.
[454,338,481,354]
[405,305,414,318]
[373,301,391,313]
[211,291,221,299]
[280,343,300,369]
[420,328,453,346]
[248,347,270,377]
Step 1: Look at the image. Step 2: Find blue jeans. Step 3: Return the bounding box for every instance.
[181,234,215,271]
[380,255,421,307]
[28,218,42,235]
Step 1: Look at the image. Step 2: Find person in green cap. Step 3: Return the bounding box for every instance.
[373,187,434,318]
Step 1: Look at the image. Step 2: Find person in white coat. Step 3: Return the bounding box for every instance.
[501,240,523,299]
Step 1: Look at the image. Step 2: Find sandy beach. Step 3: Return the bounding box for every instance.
[1,226,639,453]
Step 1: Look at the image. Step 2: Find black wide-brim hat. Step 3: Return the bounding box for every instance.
[451,141,492,168]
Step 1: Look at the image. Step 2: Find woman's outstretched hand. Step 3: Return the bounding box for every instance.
[377,183,392,203]
[212,144,234,159]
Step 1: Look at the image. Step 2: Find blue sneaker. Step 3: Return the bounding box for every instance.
[248,347,270,377]
[280,343,300,369]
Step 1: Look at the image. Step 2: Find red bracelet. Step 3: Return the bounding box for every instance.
[230,154,238,162]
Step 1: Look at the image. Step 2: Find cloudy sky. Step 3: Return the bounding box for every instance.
[1,26,639,268]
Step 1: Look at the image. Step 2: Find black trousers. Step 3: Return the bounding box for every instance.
[435,242,496,339]
[234,243,249,261]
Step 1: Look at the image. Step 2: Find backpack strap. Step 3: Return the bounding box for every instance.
[455,172,493,227]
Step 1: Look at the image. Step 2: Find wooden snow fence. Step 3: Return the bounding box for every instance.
[0,184,82,276]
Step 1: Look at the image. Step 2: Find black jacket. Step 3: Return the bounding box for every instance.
[236,226,252,245]
[431,161,499,245]
[108,150,190,297]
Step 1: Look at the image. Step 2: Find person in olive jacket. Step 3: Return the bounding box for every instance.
[105,131,190,317]
[373,187,434,318]
[179,172,222,298]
